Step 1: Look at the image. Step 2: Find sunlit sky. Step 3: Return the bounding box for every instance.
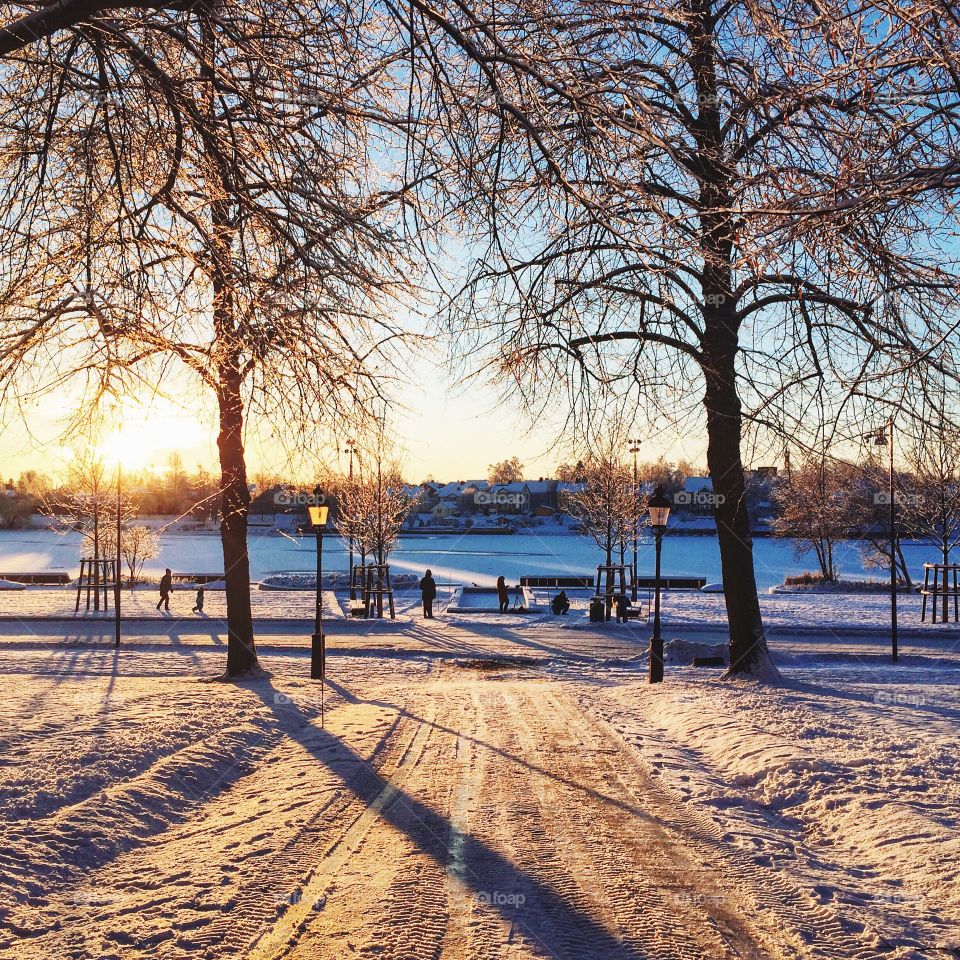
[0,351,709,483]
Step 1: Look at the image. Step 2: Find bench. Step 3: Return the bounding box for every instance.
[692,656,726,667]
[172,573,225,584]
[632,576,706,590]
[0,571,70,584]
[521,576,594,588]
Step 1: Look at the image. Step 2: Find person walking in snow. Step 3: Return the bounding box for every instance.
[192,585,205,614]
[156,568,173,612]
[614,592,629,623]
[419,569,437,619]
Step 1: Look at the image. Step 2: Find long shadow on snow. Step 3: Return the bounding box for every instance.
[252,677,644,960]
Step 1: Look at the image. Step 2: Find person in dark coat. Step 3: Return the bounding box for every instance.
[614,592,629,623]
[496,576,509,613]
[156,568,173,612]
[551,590,570,615]
[419,569,437,619]
[192,585,205,614]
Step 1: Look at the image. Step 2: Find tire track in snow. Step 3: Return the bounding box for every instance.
[246,672,445,960]
[563,687,881,959]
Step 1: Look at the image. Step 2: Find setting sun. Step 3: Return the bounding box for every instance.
[97,408,213,472]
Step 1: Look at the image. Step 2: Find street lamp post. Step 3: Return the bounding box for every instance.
[115,464,121,649]
[873,420,898,662]
[647,485,671,684]
[629,439,640,602]
[308,492,330,695]
[344,440,356,599]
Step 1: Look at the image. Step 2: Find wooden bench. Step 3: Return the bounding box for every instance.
[172,573,225,584]
[0,571,70,584]
[632,576,706,590]
[521,575,594,588]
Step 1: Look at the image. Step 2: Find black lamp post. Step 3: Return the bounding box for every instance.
[873,421,898,662]
[629,439,640,601]
[647,485,671,684]
[115,463,121,649]
[308,489,329,685]
[343,441,356,599]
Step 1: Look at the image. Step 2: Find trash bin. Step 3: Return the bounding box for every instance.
[589,597,605,623]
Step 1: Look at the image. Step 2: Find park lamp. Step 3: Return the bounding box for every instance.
[647,485,671,533]
[308,488,329,698]
[308,503,329,527]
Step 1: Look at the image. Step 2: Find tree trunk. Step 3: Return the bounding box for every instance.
[943,543,950,623]
[896,541,912,589]
[703,345,780,681]
[689,0,778,681]
[217,361,259,677]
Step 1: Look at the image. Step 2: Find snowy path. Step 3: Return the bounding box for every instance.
[0,623,957,959]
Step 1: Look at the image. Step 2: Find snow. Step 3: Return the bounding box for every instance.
[0,608,957,957]
[585,661,960,954]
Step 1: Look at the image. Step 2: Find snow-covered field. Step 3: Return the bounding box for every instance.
[0,617,957,959]
[3,583,958,652]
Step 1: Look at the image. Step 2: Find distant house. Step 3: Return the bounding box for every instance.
[745,467,779,531]
[459,480,489,513]
[524,479,559,512]
[486,481,529,514]
[432,501,458,519]
[678,476,715,513]
[401,483,426,502]
[433,480,468,500]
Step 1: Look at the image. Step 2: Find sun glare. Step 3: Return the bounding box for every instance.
[97,408,210,472]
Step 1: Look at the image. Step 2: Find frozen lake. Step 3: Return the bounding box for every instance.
[0,528,944,590]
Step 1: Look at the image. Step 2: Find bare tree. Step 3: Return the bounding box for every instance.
[101,523,161,586]
[772,457,857,583]
[898,373,960,617]
[339,455,417,568]
[0,3,418,675]
[853,457,914,590]
[42,450,135,607]
[561,447,640,568]
[416,0,960,678]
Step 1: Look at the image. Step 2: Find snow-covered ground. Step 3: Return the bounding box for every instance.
[0,616,957,959]
[0,582,957,640]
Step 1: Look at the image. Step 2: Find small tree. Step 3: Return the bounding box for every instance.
[101,525,161,586]
[899,419,960,618]
[853,458,913,589]
[772,457,856,582]
[43,450,137,607]
[45,451,136,555]
[560,449,639,568]
[335,440,417,615]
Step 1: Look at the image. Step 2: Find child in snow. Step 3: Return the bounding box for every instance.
[192,585,205,614]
